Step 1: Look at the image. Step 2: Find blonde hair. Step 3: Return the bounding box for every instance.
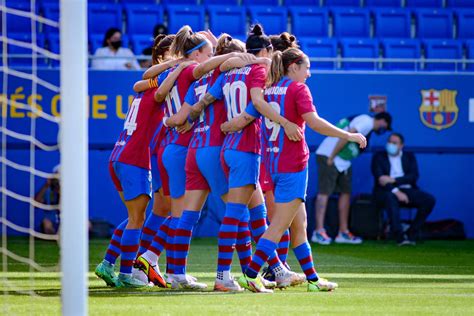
[170,25,208,58]
[215,33,245,55]
[270,32,299,52]
[268,48,306,86]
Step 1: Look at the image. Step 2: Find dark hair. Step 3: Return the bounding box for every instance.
[268,48,306,86]
[215,34,245,56]
[389,132,404,144]
[375,112,392,130]
[170,25,208,58]
[246,24,272,56]
[153,24,168,38]
[102,27,121,47]
[152,34,175,65]
[270,32,299,52]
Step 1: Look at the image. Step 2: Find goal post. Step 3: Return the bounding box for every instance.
[59,0,88,315]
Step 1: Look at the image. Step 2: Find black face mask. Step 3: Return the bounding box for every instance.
[375,127,387,135]
[110,40,122,49]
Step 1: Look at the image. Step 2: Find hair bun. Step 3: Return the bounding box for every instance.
[250,24,264,36]
[289,35,296,43]
[226,35,233,41]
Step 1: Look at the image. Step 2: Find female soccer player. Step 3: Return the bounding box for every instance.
[95,36,190,288]
[223,48,366,292]
[203,24,305,290]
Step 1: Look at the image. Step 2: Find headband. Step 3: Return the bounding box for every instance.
[247,43,273,52]
[288,54,304,67]
[185,41,207,55]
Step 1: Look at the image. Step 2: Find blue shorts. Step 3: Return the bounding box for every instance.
[150,154,162,193]
[271,167,308,203]
[111,161,152,201]
[185,146,228,197]
[162,144,188,199]
[223,149,260,189]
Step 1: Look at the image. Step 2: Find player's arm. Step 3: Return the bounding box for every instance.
[250,88,303,142]
[133,77,158,93]
[166,103,192,128]
[303,112,367,149]
[193,53,238,79]
[34,180,51,203]
[221,112,255,134]
[154,61,192,102]
[188,93,217,121]
[220,55,271,72]
[143,58,180,80]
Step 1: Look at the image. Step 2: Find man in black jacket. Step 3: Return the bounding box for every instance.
[371,132,435,245]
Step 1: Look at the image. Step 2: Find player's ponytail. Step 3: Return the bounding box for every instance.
[152,34,175,65]
[268,48,306,86]
[215,33,245,55]
[246,24,272,56]
[170,25,208,58]
[270,32,299,52]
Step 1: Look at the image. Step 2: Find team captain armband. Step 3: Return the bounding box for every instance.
[148,77,158,89]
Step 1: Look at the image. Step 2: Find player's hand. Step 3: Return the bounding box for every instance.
[198,30,218,47]
[282,121,303,142]
[379,175,395,186]
[221,121,239,134]
[179,61,196,69]
[326,157,334,166]
[239,53,257,64]
[347,132,367,148]
[177,121,193,133]
[394,190,409,204]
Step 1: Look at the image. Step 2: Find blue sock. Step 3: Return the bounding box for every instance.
[174,210,200,275]
[236,209,252,273]
[277,229,290,264]
[246,238,278,279]
[217,202,246,272]
[104,219,127,264]
[119,228,141,274]
[166,217,179,274]
[293,242,318,281]
[138,213,166,256]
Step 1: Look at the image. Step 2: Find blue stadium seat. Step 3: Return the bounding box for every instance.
[90,33,130,55]
[341,38,379,70]
[167,5,205,34]
[424,39,463,71]
[332,8,370,38]
[365,0,402,7]
[247,6,288,36]
[203,0,239,4]
[285,0,320,5]
[208,6,247,39]
[8,33,47,67]
[325,0,361,6]
[416,9,453,39]
[290,7,329,38]
[89,0,119,3]
[124,4,164,36]
[447,0,474,8]
[161,0,198,4]
[457,11,474,39]
[131,35,154,55]
[406,0,443,7]
[382,39,421,70]
[243,0,280,5]
[5,2,39,34]
[47,33,60,67]
[41,3,60,34]
[373,8,411,38]
[466,40,474,71]
[299,38,338,70]
[88,4,123,36]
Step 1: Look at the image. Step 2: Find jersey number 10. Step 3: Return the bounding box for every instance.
[223,81,247,121]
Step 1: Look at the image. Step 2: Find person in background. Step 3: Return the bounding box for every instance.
[371,132,435,246]
[35,165,60,235]
[92,27,140,70]
[140,24,169,69]
[312,112,392,245]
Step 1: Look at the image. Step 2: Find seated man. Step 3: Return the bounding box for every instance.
[371,133,435,245]
[35,166,60,234]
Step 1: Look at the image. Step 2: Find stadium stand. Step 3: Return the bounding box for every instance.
[373,8,412,38]
[89,33,130,55]
[382,39,421,70]
[248,6,288,36]
[416,9,454,39]
[447,0,474,8]
[325,0,361,7]
[208,5,247,39]
[300,38,338,70]
[466,40,474,71]
[124,4,164,36]
[8,33,47,67]
[285,0,321,5]
[41,3,60,34]
[242,0,280,5]
[130,35,154,56]
[203,0,240,4]
[88,3,123,36]
[290,7,329,38]
[161,0,199,4]
[365,0,403,7]
[456,10,474,39]
[166,5,205,34]
[332,8,371,38]
[424,39,463,71]
[406,0,443,7]
[341,38,379,70]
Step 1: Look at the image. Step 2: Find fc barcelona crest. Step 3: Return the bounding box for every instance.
[419,89,459,131]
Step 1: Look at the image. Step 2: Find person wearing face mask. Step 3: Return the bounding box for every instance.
[312,111,392,245]
[92,27,140,70]
[372,132,435,246]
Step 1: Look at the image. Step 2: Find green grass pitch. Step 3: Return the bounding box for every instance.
[2,238,474,315]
